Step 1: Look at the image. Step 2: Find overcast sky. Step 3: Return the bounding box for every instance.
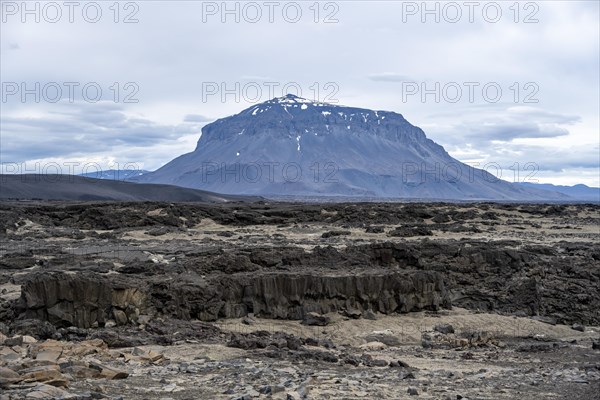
[1,0,599,186]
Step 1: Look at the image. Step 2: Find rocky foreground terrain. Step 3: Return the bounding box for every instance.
[0,201,599,399]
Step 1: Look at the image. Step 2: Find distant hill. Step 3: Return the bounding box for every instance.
[78,169,150,180]
[0,175,258,202]
[133,94,569,201]
[517,182,599,202]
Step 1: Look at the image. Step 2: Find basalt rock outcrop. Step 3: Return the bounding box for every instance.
[3,202,599,331]
[19,270,450,328]
[161,270,449,321]
[20,273,147,329]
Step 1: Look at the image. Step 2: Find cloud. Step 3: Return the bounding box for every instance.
[0,1,597,185]
[464,122,569,141]
[444,137,599,176]
[506,107,581,125]
[183,114,213,123]
[240,76,272,81]
[426,105,582,145]
[1,101,201,167]
[420,103,598,185]
[368,73,412,82]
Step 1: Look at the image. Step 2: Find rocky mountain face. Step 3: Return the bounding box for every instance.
[135,94,566,200]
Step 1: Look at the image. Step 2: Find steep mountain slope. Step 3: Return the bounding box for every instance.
[135,95,567,200]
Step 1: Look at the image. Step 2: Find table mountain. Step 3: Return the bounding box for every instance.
[135,94,567,200]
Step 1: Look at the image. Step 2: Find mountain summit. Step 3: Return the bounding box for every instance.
[135,95,565,200]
